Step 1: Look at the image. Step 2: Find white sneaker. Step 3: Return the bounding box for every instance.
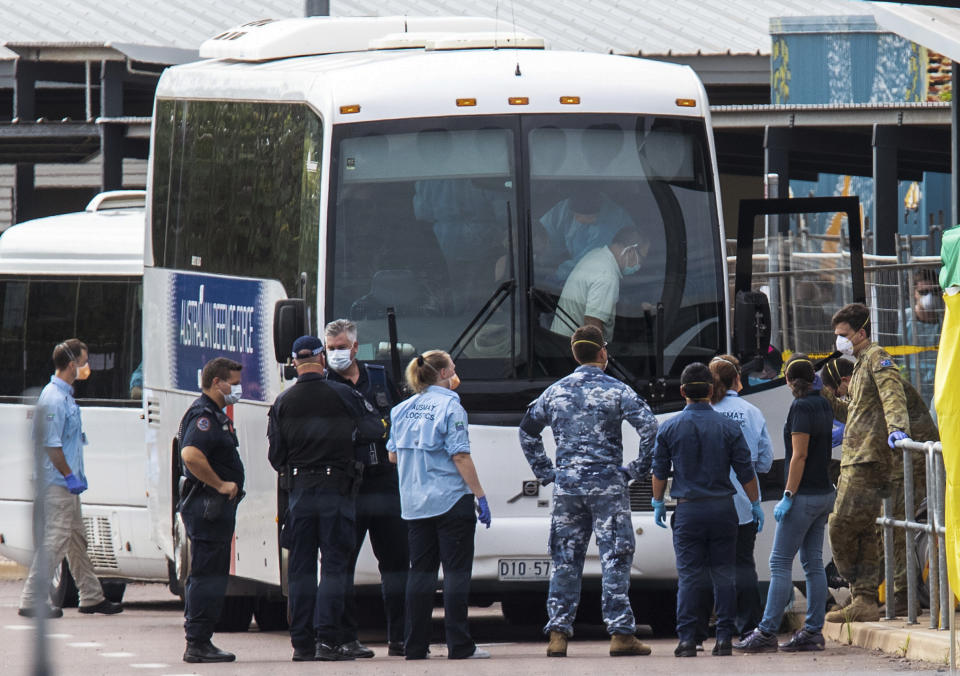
[468,647,491,659]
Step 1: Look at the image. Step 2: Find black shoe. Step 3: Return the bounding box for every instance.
[183,641,236,663]
[712,639,732,656]
[315,641,354,661]
[675,640,697,657]
[388,641,405,656]
[292,645,315,662]
[78,599,123,615]
[337,640,374,658]
[779,628,825,652]
[733,628,778,653]
[18,605,63,619]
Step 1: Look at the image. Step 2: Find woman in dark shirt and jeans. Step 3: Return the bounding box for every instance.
[734,355,836,653]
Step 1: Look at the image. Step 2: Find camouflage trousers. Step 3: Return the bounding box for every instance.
[888,451,927,597]
[829,462,887,600]
[545,493,636,637]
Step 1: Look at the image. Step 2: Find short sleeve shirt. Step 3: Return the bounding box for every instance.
[179,394,245,489]
[34,376,85,488]
[551,246,622,338]
[783,392,834,494]
[387,386,470,519]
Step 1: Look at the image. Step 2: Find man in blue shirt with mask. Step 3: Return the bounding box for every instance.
[652,362,762,658]
[19,338,123,619]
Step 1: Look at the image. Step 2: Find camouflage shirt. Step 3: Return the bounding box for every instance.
[826,342,910,467]
[518,365,658,496]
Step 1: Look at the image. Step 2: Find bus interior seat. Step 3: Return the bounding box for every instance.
[350,269,435,320]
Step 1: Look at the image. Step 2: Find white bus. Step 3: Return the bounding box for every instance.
[143,16,859,631]
[0,191,167,605]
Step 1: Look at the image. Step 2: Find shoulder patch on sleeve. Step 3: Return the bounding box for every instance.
[455,420,465,431]
[196,416,211,432]
[879,359,894,368]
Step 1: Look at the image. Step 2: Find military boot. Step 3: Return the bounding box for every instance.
[826,595,879,623]
[547,631,568,657]
[609,633,652,656]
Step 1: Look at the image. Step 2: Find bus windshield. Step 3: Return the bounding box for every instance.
[327,114,724,409]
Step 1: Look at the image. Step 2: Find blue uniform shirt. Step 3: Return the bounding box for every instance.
[712,392,773,524]
[387,385,471,520]
[34,375,86,488]
[518,365,658,496]
[652,401,755,501]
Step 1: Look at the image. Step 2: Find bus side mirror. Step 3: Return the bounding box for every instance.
[733,290,771,370]
[273,299,306,363]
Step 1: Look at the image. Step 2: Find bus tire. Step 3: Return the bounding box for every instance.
[50,559,79,608]
[253,596,289,632]
[215,596,254,632]
[101,580,126,603]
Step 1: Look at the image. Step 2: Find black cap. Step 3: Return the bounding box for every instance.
[292,335,324,359]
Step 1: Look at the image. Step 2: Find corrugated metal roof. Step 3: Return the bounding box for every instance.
[330,0,873,56]
[871,2,960,62]
[1,0,875,57]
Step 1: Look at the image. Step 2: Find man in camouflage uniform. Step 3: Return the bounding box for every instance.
[519,324,657,658]
[824,303,912,623]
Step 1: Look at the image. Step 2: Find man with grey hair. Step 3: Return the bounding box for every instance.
[323,318,408,657]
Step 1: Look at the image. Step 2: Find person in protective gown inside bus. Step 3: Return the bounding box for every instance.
[519,324,658,658]
[550,227,650,340]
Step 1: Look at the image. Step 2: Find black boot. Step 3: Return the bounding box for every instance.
[183,640,236,663]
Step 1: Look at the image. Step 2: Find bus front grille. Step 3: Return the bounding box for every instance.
[629,477,654,511]
[82,516,119,570]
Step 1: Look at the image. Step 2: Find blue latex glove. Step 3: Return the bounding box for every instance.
[619,466,632,483]
[774,495,793,522]
[476,496,491,528]
[888,430,910,449]
[64,473,85,495]
[652,498,667,529]
[831,421,845,447]
[751,499,764,532]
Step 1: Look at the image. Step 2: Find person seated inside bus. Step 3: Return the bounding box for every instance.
[549,227,650,341]
[337,182,449,318]
[413,177,508,314]
[539,187,635,287]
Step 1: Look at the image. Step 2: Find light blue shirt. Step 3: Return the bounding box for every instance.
[712,391,773,524]
[387,385,471,520]
[34,375,86,488]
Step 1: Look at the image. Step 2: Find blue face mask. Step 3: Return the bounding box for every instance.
[621,243,642,276]
[223,383,242,406]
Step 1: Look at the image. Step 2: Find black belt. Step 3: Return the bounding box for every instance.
[291,465,347,477]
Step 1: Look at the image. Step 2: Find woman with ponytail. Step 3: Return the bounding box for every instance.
[734,354,835,653]
[386,350,491,660]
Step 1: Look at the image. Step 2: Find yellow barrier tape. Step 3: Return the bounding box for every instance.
[781,345,937,363]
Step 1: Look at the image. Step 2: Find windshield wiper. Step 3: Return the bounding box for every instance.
[448,279,516,363]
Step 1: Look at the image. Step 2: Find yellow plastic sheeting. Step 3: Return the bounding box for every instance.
[935,292,960,596]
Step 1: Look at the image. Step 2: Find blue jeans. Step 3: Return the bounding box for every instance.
[673,497,738,643]
[758,491,835,634]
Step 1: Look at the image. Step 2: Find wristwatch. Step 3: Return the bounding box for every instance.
[783,490,794,499]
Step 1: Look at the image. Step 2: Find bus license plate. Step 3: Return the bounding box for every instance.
[498,558,552,581]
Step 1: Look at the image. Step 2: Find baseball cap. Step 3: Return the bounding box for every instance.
[292,335,324,359]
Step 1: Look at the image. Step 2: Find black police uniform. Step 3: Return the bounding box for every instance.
[267,371,370,656]
[327,363,408,649]
[177,393,245,646]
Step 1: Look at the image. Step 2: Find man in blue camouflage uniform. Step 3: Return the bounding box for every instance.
[519,325,657,658]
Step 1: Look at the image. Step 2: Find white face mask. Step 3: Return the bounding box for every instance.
[920,293,938,311]
[223,383,242,406]
[326,349,353,372]
[835,334,855,357]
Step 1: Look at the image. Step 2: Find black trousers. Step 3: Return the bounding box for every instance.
[340,468,409,645]
[287,484,356,649]
[405,494,476,659]
[184,538,231,643]
[695,521,763,640]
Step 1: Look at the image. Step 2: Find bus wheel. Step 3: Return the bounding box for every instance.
[215,596,254,632]
[172,511,191,595]
[253,596,289,631]
[500,592,548,626]
[50,559,79,608]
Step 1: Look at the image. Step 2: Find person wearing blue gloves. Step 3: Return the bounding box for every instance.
[520,324,657,659]
[651,362,760,658]
[734,355,836,653]
[19,339,123,619]
[387,350,491,660]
